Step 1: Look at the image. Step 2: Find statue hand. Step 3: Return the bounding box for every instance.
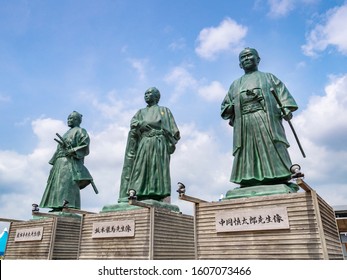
[65,148,75,157]
[282,108,293,121]
[140,121,150,132]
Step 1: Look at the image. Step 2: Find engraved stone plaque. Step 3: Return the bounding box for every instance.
[92,219,135,238]
[216,206,289,232]
[14,227,44,242]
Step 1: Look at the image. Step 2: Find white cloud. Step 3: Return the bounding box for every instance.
[32,118,66,148]
[171,123,233,205]
[14,117,31,127]
[267,0,295,17]
[198,81,226,102]
[0,151,29,186]
[302,4,347,56]
[79,90,137,125]
[195,18,247,60]
[0,118,64,194]
[169,38,186,51]
[128,58,148,81]
[164,66,227,103]
[287,74,347,204]
[295,74,347,147]
[266,0,320,18]
[164,66,198,102]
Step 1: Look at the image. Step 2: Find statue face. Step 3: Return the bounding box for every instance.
[144,88,158,105]
[67,114,80,128]
[239,49,259,72]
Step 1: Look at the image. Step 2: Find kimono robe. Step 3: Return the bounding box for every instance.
[221,71,298,186]
[39,126,93,209]
[118,104,180,202]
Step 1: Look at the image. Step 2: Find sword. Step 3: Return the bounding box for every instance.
[91,181,99,194]
[270,88,306,158]
[55,133,70,148]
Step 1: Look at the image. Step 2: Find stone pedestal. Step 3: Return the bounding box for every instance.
[186,180,343,260]
[225,183,299,199]
[78,207,195,259]
[4,215,81,259]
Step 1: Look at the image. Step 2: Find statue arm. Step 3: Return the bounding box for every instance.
[130,110,141,129]
[130,110,150,132]
[166,108,180,141]
[66,129,90,159]
[221,87,235,126]
[160,107,180,154]
[270,74,298,113]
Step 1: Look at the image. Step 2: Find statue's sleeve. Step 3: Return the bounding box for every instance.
[221,84,236,126]
[269,74,298,112]
[119,111,141,200]
[160,107,180,154]
[73,128,90,159]
[130,110,143,130]
[166,108,180,142]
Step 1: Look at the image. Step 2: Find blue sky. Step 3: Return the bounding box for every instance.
[1,0,347,234]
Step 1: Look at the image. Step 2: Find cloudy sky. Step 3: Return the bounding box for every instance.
[1,0,347,234]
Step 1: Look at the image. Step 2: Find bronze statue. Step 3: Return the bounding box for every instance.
[221,48,298,187]
[39,111,96,211]
[118,87,180,202]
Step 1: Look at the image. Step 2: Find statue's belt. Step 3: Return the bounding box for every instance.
[141,129,164,137]
[242,102,263,114]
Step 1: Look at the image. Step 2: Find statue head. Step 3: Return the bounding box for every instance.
[239,47,261,72]
[144,87,161,105]
[67,111,82,128]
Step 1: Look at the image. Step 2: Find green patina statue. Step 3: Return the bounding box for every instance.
[39,111,96,211]
[118,87,180,202]
[221,48,298,189]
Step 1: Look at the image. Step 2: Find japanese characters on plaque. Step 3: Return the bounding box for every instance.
[92,219,135,238]
[216,207,289,232]
[14,227,44,242]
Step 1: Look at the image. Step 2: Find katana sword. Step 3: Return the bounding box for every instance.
[270,88,306,158]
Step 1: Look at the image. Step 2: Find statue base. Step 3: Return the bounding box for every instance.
[78,207,194,259]
[190,180,343,259]
[224,183,299,199]
[31,211,81,220]
[101,199,180,213]
[4,214,81,259]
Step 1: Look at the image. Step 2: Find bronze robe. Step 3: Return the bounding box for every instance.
[118,105,180,202]
[40,126,93,209]
[221,71,298,186]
